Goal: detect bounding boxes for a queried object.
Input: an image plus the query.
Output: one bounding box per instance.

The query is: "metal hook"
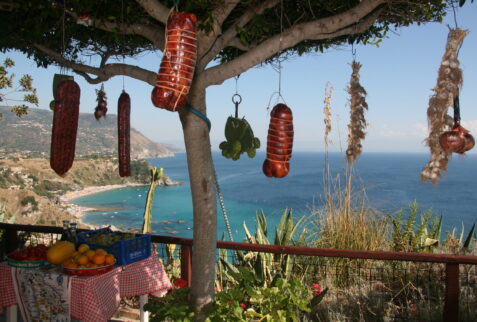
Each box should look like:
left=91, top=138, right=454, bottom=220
left=232, top=94, right=242, bottom=118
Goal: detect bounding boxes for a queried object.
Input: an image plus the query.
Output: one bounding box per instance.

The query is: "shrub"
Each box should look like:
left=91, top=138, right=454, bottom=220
left=145, top=271, right=327, bottom=322
left=20, top=196, right=38, bottom=212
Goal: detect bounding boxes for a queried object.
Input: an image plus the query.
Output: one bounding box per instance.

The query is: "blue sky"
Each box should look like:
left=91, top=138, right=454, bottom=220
left=2, top=4, right=477, bottom=153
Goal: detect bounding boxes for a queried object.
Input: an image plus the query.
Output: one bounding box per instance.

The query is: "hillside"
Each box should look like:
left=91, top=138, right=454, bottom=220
left=0, top=157, right=179, bottom=227
left=0, top=106, right=180, bottom=158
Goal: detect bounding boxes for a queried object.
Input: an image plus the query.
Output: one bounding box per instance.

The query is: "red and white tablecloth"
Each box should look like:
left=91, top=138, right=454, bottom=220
left=0, top=256, right=172, bottom=322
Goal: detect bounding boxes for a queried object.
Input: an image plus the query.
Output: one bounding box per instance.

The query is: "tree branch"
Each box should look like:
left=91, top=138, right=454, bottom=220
left=135, top=0, right=171, bottom=24
left=211, top=0, right=241, bottom=28
left=198, top=0, right=279, bottom=68
left=34, top=44, right=157, bottom=86
left=200, top=0, right=386, bottom=86
left=68, top=10, right=165, bottom=49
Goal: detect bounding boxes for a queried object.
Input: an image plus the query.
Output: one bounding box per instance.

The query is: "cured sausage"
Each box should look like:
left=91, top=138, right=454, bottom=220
left=50, top=80, right=80, bottom=176
left=263, top=104, right=294, bottom=178
left=118, top=91, right=131, bottom=177
left=151, top=12, right=197, bottom=111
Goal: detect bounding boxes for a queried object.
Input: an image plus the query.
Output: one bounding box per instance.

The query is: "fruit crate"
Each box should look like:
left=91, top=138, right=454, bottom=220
left=7, top=257, right=48, bottom=269
left=77, top=228, right=151, bottom=265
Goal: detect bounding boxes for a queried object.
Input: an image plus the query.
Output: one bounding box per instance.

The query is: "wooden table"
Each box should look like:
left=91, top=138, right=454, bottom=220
left=0, top=256, right=172, bottom=322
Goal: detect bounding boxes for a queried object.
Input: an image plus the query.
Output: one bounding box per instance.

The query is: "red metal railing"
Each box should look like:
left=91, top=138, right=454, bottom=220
left=2, top=223, right=477, bottom=320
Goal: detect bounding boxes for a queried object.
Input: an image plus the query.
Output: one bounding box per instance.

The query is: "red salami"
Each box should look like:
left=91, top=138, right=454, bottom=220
left=50, top=80, right=80, bottom=176
left=118, top=91, right=131, bottom=177
left=151, top=12, right=197, bottom=111
left=263, top=104, right=294, bottom=178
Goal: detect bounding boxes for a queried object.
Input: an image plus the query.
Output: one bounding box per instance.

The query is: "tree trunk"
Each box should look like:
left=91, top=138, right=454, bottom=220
left=179, top=84, right=216, bottom=320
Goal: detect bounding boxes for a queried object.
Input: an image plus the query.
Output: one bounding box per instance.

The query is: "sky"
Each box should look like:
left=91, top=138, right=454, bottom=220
left=1, top=3, right=477, bottom=153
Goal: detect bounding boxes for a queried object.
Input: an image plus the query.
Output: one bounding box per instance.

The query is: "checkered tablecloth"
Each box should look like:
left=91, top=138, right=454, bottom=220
left=0, top=256, right=172, bottom=322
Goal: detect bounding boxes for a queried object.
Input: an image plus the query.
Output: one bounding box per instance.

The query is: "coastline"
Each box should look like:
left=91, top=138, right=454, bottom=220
left=60, top=183, right=145, bottom=203
left=60, top=183, right=145, bottom=230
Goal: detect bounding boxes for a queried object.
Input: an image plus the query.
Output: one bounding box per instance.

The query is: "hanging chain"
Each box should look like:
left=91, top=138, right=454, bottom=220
left=451, top=0, right=459, bottom=29
left=212, top=157, right=234, bottom=242
left=121, top=0, right=126, bottom=89
left=278, top=0, right=284, bottom=97
left=234, top=75, right=240, bottom=94
left=61, top=0, right=66, bottom=75
left=267, top=0, right=285, bottom=110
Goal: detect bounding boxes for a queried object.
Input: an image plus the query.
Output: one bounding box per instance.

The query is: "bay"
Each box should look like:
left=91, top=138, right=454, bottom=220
left=74, top=152, right=477, bottom=240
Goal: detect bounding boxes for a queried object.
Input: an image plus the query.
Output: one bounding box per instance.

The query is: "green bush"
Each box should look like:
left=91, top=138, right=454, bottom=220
left=145, top=271, right=327, bottom=322
left=130, top=160, right=152, bottom=183
left=20, top=196, right=38, bottom=212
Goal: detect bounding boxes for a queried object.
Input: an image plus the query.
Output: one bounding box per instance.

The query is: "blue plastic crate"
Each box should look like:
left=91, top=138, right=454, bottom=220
left=77, top=228, right=151, bottom=265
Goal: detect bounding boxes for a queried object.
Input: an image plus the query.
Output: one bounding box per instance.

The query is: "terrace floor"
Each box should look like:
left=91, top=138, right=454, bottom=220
left=0, top=306, right=141, bottom=322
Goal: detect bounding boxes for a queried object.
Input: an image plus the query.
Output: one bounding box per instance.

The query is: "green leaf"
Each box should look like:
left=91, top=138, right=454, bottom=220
left=463, top=223, right=475, bottom=250
left=311, top=287, right=328, bottom=308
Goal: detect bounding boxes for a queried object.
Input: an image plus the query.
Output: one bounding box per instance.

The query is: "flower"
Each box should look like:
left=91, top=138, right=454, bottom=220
left=312, top=283, right=322, bottom=296
left=173, top=278, right=188, bottom=288
left=239, top=303, right=247, bottom=309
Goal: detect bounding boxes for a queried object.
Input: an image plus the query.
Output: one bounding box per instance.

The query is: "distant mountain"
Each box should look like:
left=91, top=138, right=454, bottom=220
left=0, top=106, right=180, bottom=158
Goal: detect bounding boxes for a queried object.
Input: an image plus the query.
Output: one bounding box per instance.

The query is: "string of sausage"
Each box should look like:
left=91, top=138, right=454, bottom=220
left=151, top=12, right=197, bottom=111
left=263, top=104, right=294, bottom=178
left=118, top=91, right=131, bottom=177
left=50, top=80, right=80, bottom=176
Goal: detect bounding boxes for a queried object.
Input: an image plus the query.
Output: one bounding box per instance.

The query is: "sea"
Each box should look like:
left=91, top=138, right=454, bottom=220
left=73, top=152, right=477, bottom=241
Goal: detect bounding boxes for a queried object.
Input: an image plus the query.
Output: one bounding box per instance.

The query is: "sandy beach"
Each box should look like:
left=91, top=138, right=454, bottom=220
left=59, top=183, right=145, bottom=230
left=60, top=183, right=145, bottom=202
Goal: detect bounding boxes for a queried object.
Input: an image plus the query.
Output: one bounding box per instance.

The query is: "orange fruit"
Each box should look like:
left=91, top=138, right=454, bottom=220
left=95, top=249, right=107, bottom=256
left=104, top=254, right=115, bottom=265
left=85, top=250, right=96, bottom=260
left=92, top=254, right=106, bottom=265
left=78, top=244, right=90, bottom=254
left=77, top=255, right=89, bottom=265
left=68, top=262, right=78, bottom=269
left=62, top=259, right=77, bottom=268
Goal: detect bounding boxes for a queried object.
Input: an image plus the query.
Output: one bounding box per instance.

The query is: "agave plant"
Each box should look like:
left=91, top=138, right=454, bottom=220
left=388, top=201, right=442, bottom=252
left=444, top=223, right=476, bottom=254
left=217, top=208, right=306, bottom=289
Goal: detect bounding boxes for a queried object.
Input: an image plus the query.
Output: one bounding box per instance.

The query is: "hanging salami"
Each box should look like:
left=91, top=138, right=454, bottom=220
left=263, top=104, right=294, bottom=178
left=50, top=80, right=80, bottom=176
left=117, top=91, right=131, bottom=177
left=151, top=12, right=197, bottom=111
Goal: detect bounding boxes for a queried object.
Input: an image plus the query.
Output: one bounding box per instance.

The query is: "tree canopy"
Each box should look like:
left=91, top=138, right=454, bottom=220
left=0, top=0, right=458, bottom=88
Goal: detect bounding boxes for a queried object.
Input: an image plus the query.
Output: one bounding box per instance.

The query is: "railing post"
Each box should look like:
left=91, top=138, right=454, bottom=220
left=181, top=244, right=192, bottom=286
left=443, top=263, right=459, bottom=321
left=5, top=228, right=19, bottom=253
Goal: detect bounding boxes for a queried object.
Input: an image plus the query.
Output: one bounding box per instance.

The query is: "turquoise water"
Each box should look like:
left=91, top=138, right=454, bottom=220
left=73, top=152, right=477, bottom=240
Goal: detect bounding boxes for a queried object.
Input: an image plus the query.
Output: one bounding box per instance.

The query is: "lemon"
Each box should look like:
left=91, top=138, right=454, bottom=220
left=78, top=244, right=90, bottom=254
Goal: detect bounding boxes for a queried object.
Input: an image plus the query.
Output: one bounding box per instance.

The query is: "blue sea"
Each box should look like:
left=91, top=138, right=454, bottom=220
left=73, top=152, right=477, bottom=240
